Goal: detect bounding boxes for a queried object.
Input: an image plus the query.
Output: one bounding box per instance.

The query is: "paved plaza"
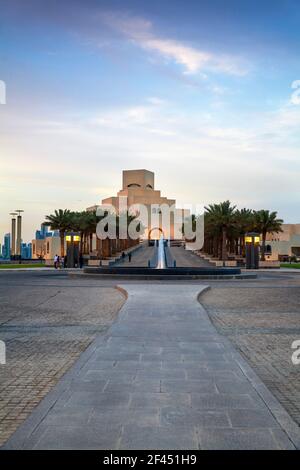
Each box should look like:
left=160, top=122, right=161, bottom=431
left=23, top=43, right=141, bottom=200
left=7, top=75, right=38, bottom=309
left=0, top=273, right=125, bottom=446
left=1, top=251, right=300, bottom=449
left=2, top=278, right=300, bottom=449
left=201, top=285, right=300, bottom=426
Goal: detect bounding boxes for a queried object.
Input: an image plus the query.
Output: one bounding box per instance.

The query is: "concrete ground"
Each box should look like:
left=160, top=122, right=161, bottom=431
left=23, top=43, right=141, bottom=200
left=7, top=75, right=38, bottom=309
left=169, top=246, right=212, bottom=267
left=0, top=273, right=125, bottom=446
left=201, top=285, right=300, bottom=426
left=3, top=283, right=299, bottom=450
left=1, top=259, right=300, bottom=449
left=115, top=245, right=155, bottom=267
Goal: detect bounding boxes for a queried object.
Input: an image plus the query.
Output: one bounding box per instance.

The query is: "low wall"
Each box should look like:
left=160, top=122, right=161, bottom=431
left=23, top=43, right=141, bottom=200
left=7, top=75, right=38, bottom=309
left=259, top=260, right=280, bottom=269
left=0, top=259, right=45, bottom=265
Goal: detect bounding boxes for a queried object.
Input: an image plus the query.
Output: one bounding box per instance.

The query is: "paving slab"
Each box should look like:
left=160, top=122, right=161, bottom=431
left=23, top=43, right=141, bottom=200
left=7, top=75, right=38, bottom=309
left=3, top=284, right=300, bottom=450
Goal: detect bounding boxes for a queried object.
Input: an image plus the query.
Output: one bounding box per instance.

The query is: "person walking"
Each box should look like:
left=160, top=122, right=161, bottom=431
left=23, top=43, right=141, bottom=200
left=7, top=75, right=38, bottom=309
left=128, top=252, right=132, bottom=263
left=54, top=254, right=58, bottom=269
left=79, top=254, right=83, bottom=269
left=121, top=251, right=126, bottom=262
left=64, top=255, right=67, bottom=268
left=60, top=256, right=64, bottom=269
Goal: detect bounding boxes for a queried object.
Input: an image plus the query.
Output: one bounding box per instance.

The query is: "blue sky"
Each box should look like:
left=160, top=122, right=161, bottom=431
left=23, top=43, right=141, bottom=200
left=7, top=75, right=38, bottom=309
left=0, top=0, right=300, bottom=242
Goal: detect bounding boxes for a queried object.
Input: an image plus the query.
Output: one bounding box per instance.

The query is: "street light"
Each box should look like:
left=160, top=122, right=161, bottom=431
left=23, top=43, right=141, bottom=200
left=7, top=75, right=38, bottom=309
left=65, top=232, right=81, bottom=268
left=245, top=232, right=260, bottom=269
left=15, top=210, right=24, bottom=260
left=9, top=212, right=18, bottom=258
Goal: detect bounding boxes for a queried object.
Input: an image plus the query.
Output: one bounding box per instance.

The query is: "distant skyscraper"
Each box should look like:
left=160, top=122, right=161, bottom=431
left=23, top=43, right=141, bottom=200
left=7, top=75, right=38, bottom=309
left=35, top=224, right=53, bottom=239
left=3, top=233, right=10, bottom=259
left=20, top=242, right=33, bottom=259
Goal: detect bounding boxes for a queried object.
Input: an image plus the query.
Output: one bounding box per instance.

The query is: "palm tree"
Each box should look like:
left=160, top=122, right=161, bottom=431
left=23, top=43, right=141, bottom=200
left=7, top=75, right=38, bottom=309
left=234, top=209, right=255, bottom=256
left=203, top=208, right=222, bottom=258
left=69, top=211, right=91, bottom=255
left=205, top=201, right=236, bottom=260
left=253, top=210, right=283, bottom=261
left=86, top=210, right=100, bottom=254
left=44, top=209, right=72, bottom=257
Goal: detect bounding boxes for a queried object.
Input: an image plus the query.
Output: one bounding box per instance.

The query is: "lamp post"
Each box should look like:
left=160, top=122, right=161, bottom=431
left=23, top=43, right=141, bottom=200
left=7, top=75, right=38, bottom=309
left=15, top=210, right=24, bottom=260
left=65, top=232, right=81, bottom=268
left=245, top=232, right=260, bottom=269
left=9, top=212, right=17, bottom=259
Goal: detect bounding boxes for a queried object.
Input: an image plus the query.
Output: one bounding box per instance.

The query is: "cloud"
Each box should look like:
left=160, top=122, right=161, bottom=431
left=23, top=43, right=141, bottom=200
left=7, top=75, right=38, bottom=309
left=140, top=38, right=211, bottom=74
left=290, top=80, right=300, bottom=105
left=101, top=12, right=248, bottom=76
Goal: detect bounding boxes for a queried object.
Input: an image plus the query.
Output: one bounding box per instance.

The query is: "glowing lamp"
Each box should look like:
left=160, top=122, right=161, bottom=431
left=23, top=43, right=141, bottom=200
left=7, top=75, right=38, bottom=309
left=245, top=233, right=260, bottom=245
left=244, top=232, right=260, bottom=269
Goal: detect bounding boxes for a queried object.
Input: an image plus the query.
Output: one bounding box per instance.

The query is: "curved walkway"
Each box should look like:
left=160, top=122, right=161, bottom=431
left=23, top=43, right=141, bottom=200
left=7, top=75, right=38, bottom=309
left=4, top=285, right=300, bottom=449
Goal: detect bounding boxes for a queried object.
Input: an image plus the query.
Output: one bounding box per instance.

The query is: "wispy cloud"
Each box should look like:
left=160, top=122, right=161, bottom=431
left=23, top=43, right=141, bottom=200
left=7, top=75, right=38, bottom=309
left=101, top=12, right=249, bottom=76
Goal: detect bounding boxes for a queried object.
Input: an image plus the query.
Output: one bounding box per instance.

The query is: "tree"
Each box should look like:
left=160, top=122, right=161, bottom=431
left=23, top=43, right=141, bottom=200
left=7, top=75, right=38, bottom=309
left=234, top=209, right=255, bottom=256
left=69, top=211, right=91, bottom=255
left=253, top=210, right=283, bottom=261
left=205, top=201, right=236, bottom=260
left=44, top=209, right=72, bottom=257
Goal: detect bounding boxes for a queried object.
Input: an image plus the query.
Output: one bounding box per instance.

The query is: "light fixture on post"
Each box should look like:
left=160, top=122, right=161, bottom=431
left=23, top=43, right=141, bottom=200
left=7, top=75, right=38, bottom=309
left=15, top=210, right=24, bottom=260
left=9, top=212, right=18, bottom=259
left=245, top=232, right=260, bottom=269
left=65, top=232, right=81, bottom=268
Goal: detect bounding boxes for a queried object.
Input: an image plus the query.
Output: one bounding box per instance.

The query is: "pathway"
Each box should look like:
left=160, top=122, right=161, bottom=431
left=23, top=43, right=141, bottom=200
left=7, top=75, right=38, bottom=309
left=115, top=245, right=155, bottom=267
left=118, top=244, right=211, bottom=268
left=169, top=246, right=212, bottom=267
left=4, top=285, right=300, bottom=449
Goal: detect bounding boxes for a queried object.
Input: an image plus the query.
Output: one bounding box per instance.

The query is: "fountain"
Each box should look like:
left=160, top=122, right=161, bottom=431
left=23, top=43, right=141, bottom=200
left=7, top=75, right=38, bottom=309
left=82, top=238, right=254, bottom=279
left=156, top=236, right=166, bottom=269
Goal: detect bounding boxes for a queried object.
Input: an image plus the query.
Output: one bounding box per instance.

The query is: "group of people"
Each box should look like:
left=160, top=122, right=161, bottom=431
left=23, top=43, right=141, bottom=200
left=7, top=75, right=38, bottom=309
left=121, top=251, right=132, bottom=262
left=53, top=254, right=84, bottom=269
left=53, top=255, right=67, bottom=269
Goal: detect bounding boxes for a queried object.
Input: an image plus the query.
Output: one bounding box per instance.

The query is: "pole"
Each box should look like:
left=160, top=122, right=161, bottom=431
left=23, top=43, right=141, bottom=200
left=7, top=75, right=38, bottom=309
left=16, top=216, right=21, bottom=256
left=11, top=218, right=16, bottom=256
left=15, top=210, right=24, bottom=259
left=9, top=213, right=17, bottom=257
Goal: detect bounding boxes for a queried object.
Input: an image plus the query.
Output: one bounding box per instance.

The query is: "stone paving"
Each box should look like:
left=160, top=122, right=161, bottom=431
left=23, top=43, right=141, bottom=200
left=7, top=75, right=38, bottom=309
left=4, top=284, right=300, bottom=450
left=169, top=246, right=212, bottom=267
left=0, top=279, right=124, bottom=446
left=201, top=286, right=300, bottom=427
left=118, top=244, right=211, bottom=268
left=116, top=245, right=155, bottom=267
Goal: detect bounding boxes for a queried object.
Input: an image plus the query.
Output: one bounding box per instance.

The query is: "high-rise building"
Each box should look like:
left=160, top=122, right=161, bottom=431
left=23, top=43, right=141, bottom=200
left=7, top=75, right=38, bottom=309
left=21, top=242, right=32, bottom=259
left=2, top=233, right=11, bottom=259
left=35, top=224, right=53, bottom=240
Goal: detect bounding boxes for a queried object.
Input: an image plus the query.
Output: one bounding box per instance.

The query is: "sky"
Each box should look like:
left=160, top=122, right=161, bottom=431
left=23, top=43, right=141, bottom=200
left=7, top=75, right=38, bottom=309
left=0, top=0, right=300, bottom=243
